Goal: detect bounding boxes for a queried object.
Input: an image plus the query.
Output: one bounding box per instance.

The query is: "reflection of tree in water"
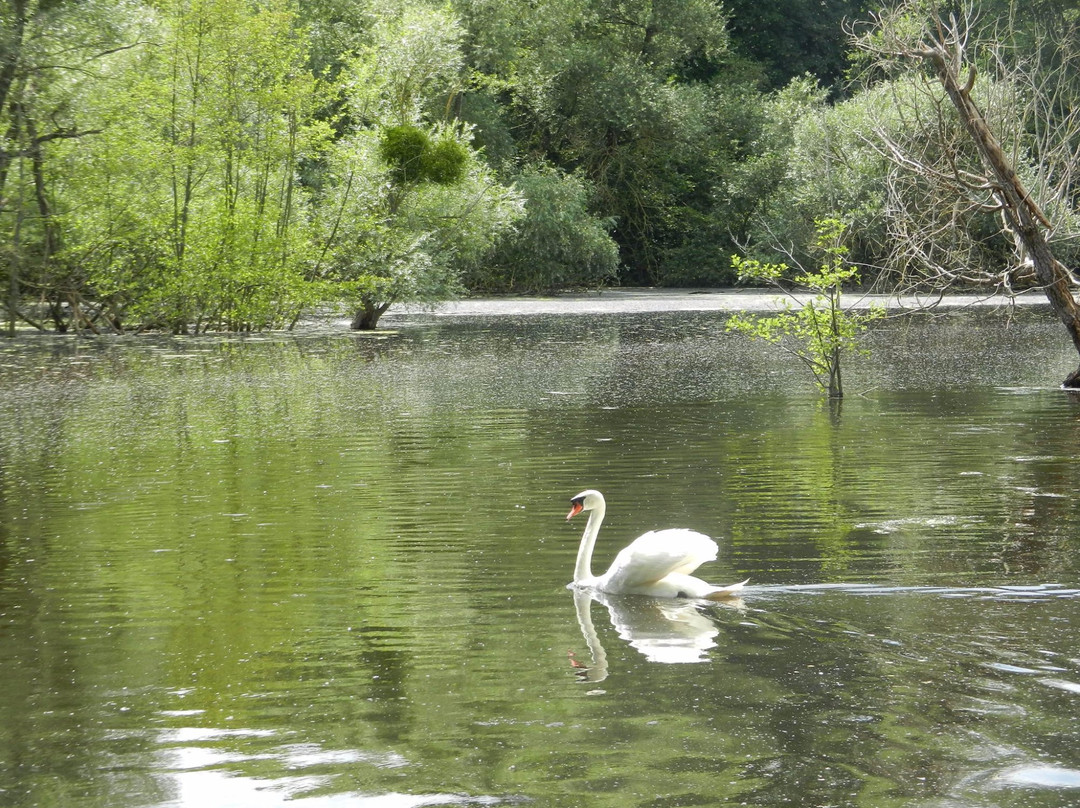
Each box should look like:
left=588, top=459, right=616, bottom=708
left=994, top=394, right=1080, bottom=578
left=350, top=625, right=412, bottom=745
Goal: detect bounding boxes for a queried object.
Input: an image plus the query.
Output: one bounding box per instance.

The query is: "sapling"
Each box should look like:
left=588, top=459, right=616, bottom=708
left=726, top=218, right=884, bottom=398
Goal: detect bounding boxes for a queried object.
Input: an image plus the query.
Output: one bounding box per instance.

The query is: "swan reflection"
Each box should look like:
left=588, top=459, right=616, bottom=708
left=571, top=588, right=743, bottom=681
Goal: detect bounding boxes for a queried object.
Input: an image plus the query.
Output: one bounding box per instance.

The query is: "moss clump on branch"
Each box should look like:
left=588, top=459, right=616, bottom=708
left=379, top=125, right=468, bottom=186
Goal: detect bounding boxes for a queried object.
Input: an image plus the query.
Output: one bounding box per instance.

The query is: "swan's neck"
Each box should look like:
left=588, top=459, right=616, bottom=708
left=574, top=500, right=605, bottom=583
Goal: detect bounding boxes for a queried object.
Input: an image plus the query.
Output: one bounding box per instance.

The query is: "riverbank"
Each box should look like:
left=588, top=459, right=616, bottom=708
left=3, top=287, right=1053, bottom=337
left=386, top=287, right=1052, bottom=320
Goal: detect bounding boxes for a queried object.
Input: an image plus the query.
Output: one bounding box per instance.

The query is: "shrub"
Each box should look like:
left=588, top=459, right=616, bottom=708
left=469, top=165, right=619, bottom=292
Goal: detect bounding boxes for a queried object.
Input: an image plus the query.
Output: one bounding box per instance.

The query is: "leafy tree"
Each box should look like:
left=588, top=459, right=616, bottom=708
left=708, top=78, right=826, bottom=274
left=42, top=0, right=331, bottom=332
left=1, top=0, right=147, bottom=332
left=469, top=164, right=619, bottom=293
left=727, top=218, right=884, bottom=398
left=313, top=127, right=521, bottom=329
left=316, top=3, right=522, bottom=330
left=723, top=0, right=875, bottom=92
left=739, top=76, right=892, bottom=276
left=295, top=0, right=376, bottom=78
left=458, top=0, right=738, bottom=284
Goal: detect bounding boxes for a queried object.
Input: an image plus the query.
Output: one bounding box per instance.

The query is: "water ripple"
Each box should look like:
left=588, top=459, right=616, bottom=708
left=745, top=582, right=1080, bottom=601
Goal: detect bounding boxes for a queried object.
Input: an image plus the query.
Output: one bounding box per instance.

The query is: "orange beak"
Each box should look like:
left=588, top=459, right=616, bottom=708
left=566, top=501, right=584, bottom=521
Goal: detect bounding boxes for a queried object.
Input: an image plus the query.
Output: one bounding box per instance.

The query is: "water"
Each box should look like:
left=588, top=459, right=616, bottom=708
left=2, top=305, right=1080, bottom=807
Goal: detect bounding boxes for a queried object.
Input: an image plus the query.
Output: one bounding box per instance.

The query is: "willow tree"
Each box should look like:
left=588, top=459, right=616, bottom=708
left=1, top=0, right=145, bottom=333
left=314, top=4, right=521, bottom=330
left=850, top=1, right=1080, bottom=387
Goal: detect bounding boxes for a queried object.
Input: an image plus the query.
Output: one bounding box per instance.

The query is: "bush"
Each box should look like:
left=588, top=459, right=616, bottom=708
left=468, top=165, right=619, bottom=293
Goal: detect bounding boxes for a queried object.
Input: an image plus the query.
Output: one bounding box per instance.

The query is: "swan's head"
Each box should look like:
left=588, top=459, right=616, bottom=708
left=567, top=489, right=604, bottom=521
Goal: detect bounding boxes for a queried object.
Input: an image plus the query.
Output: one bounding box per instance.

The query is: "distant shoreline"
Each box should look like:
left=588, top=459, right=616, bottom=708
left=387, top=287, right=1052, bottom=320
left=4, top=287, right=1054, bottom=337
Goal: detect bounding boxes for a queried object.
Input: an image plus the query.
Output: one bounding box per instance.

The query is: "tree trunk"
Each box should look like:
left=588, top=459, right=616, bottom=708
left=924, top=47, right=1080, bottom=387
left=351, top=300, right=391, bottom=330
left=827, top=346, right=843, bottom=399
left=0, top=0, right=29, bottom=212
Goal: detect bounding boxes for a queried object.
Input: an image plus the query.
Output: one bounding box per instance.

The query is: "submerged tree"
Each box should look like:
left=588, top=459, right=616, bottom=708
left=0, top=0, right=147, bottom=332
left=13, top=0, right=331, bottom=333
left=727, top=218, right=884, bottom=398
left=314, top=124, right=520, bottom=330
left=850, top=1, right=1080, bottom=387
left=316, top=4, right=521, bottom=330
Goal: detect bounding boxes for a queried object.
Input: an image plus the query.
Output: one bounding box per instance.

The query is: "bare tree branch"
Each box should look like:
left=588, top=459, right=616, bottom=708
left=849, top=0, right=1080, bottom=385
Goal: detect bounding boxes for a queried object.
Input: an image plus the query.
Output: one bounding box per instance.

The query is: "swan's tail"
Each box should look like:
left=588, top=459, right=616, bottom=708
left=705, top=579, right=749, bottom=601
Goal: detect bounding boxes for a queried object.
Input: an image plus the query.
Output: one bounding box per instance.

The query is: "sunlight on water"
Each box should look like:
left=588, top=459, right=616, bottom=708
left=2, top=308, right=1080, bottom=807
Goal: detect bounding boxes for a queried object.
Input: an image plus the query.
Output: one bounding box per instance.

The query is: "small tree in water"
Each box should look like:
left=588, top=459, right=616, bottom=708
left=726, top=218, right=884, bottom=398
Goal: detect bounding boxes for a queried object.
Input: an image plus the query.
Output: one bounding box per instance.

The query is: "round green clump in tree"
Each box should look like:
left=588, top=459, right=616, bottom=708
left=379, top=125, right=430, bottom=183
left=378, top=126, right=468, bottom=186
left=422, top=137, right=469, bottom=185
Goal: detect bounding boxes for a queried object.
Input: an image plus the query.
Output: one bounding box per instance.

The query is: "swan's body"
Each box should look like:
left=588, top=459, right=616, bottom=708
left=566, top=489, right=746, bottom=600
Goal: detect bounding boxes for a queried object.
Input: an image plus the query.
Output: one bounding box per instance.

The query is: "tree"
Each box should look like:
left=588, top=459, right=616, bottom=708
left=747, top=77, right=894, bottom=274
left=1, top=0, right=145, bottom=332
left=850, top=1, right=1080, bottom=387
left=457, top=0, right=739, bottom=284
left=723, top=0, right=875, bottom=93
left=469, top=164, right=619, bottom=293
left=316, top=4, right=522, bottom=330
left=314, top=125, right=521, bottom=330
left=6, top=0, right=330, bottom=333
left=726, top=218, right=884, bottom=398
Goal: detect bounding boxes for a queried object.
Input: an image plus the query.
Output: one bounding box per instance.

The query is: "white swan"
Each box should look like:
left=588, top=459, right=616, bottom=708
left=566, top=489, right=747, bottom=600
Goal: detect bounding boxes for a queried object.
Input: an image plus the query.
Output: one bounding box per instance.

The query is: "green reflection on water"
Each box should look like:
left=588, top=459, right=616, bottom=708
left=1, top=310, right=1080, bottom=807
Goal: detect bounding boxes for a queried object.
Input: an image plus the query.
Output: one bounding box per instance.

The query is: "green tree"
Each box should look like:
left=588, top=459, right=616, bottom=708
left=738, top=76, right=892, bottom=276
left=727, top=218, right=884, bottom=398
left=316, top=3, right=521, bottom=330
left=1, top=0, right=146, bottom=333
left=458, top=0, right=738, bottom=285
left=55, top=0, right=330, bottom=332
left=470, top=164, right=618, bottom=293
left=314, top=124, right=521, bottom=329
left=723, top=0, right=875, bottom=92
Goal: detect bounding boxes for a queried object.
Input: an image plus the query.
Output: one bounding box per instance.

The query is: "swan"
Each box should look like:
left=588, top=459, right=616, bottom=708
left=566, top=489, right=747, bottom=600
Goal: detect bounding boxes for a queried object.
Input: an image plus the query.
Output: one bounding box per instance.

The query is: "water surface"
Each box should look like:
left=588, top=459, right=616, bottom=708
left=2, top=306, right=1080, bottom=807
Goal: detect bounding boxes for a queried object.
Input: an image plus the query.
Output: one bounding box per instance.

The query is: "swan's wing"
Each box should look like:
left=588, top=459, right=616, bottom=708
left=601, top=529, right=718, bottom=591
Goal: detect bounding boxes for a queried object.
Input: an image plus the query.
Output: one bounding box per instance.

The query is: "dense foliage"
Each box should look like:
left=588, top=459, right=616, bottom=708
left=2, top=0, right=1079, bottom=331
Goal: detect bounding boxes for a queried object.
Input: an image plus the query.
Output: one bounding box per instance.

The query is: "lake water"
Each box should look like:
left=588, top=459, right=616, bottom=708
left=2, top=303, right=1080, bottom=808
